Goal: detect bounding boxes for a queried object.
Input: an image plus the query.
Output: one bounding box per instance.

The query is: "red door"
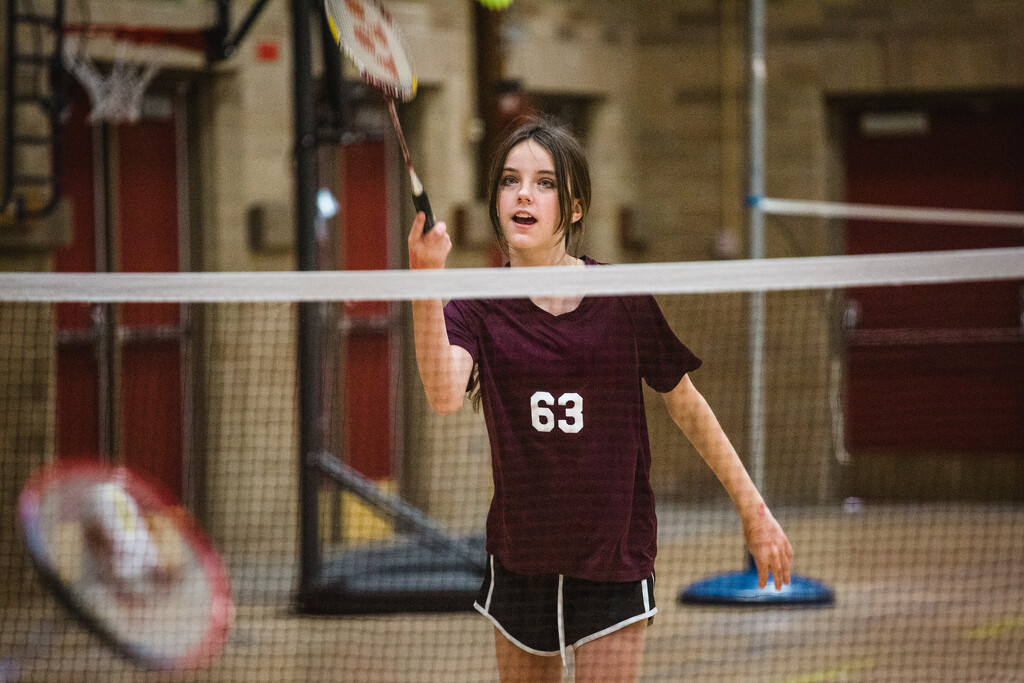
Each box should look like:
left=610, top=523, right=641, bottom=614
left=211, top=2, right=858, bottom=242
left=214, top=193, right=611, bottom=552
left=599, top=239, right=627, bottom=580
left=336, top=140, right=395, bottom=481
left=55, top=85, right=188, bottom=500
left=115, top=110, right=185, bottom=498
left=843, top=100, right=1024, bottom=455
left=55, top=91, right=102, bottom=458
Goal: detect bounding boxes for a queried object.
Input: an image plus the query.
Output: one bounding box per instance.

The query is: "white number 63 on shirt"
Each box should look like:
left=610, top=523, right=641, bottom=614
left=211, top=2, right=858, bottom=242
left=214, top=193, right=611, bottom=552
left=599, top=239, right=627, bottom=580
left=530, top=391, right=583, bottom=434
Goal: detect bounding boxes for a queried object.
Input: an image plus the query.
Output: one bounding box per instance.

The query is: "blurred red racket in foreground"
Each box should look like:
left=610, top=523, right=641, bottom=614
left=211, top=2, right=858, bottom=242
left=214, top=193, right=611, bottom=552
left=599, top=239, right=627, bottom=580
left=17, top=459, right=233, bottom=671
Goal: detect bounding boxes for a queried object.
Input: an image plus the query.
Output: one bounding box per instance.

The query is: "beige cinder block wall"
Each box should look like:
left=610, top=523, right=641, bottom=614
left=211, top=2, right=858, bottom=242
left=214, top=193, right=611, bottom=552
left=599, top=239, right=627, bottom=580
left=193, top=0, right=300, bottom=569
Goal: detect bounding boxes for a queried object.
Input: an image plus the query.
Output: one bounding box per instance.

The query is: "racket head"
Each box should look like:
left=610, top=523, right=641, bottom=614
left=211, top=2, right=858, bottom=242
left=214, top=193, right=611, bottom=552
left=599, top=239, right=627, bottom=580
left=18, top=458, right=233, bottom=670
left=323, top=0, right=417, bottom=101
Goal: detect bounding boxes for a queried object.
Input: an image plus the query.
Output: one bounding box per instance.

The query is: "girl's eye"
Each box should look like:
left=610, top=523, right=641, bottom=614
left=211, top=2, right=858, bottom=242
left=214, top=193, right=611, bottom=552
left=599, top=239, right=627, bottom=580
left=538, top=178, right=555, bottom=189
left=500, top=175, right=518, bottom=186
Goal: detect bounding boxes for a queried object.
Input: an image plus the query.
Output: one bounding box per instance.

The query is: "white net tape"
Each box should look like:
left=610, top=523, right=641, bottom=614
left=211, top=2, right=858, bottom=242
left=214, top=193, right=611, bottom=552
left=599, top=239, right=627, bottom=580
left=754, top=197, right=1024, bottom=228
left=62, top=36, right=161, bottom=124
left=1, top=247, right=1022, bottom=302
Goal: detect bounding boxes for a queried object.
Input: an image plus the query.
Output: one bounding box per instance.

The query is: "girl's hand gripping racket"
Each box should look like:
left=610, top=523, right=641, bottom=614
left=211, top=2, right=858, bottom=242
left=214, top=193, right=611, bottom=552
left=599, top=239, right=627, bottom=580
left=18, top=459, right=233, bottom=670
left=324, top=0, right=436, bottom=231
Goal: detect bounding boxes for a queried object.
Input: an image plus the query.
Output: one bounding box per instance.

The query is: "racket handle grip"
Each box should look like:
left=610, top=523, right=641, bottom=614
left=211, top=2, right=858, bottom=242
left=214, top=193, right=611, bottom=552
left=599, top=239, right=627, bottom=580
left=413, top=189, right=436, bottom=233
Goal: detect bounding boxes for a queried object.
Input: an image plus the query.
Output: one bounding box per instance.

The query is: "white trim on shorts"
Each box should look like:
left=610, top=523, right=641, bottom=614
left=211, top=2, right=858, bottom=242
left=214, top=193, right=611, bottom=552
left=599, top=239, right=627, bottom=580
left=474, top=602, right=561, bottom=657
left=474, top=556, right=560, bottom=658
left=571, top=577, right=657, bottom=650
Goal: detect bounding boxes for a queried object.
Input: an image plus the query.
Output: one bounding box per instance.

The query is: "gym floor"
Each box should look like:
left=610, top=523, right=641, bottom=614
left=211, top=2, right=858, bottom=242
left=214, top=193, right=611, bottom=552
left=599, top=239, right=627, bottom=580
left=4, top=504, right=1022, bottom=682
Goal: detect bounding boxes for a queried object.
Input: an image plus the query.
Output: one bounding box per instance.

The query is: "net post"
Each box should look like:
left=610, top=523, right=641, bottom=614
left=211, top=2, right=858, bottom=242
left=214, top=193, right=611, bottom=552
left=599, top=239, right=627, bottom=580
left=747, top=0, right=767, bottom=494
left=678, top=0, right=834, bottom=608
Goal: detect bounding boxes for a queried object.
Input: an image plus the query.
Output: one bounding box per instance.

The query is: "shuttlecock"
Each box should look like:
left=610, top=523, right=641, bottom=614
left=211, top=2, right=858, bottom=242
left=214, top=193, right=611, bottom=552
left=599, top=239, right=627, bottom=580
left=477, top=0, right=513, bottom=9
left=85, top=482, right=159, bottom=582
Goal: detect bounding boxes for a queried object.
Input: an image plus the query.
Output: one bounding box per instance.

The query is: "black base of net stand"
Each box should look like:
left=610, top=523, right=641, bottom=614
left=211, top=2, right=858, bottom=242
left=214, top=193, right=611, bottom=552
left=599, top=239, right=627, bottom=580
left=297, top=452, right=486, bottom=616
left=678, top=554, right=834, bottom=606
left=299, top=538, right=486, bottom=616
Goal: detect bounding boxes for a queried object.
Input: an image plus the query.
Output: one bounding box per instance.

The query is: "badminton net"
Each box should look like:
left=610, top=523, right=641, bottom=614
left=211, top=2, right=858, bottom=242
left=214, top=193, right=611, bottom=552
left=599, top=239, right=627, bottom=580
left=1, top=247, right=1022, bottom=681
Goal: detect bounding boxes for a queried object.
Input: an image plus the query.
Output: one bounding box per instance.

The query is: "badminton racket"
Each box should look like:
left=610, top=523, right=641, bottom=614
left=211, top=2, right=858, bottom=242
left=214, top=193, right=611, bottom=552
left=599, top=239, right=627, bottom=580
left=17, top=458, right=233, bottom=671
left=323, top=0, right=436, bottom=231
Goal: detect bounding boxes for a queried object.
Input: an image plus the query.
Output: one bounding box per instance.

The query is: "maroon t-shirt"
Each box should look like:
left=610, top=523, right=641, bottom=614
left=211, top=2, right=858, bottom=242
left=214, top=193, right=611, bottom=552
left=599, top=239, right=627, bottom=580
left=444, top=258, right=702, bottom=582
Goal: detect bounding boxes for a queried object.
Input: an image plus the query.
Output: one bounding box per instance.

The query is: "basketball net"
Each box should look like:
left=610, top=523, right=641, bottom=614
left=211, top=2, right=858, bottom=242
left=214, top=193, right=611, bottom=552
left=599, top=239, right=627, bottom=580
left=62, top=35, right=161, bottom=124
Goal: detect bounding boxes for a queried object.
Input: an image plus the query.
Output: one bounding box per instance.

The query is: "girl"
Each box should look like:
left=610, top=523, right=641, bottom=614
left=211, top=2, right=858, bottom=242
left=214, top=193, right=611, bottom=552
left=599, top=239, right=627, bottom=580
left=408, top=118, right=792, bottom=683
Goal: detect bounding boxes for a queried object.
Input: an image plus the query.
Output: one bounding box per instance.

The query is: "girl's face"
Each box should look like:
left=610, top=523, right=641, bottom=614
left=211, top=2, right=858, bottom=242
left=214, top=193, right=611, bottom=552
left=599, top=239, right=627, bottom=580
left=497, top=139, right=581, bottom=261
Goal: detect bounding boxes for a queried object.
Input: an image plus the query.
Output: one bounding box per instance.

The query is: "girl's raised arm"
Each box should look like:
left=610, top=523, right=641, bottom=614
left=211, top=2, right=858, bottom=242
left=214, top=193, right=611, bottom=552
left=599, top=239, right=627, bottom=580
left=408, top=212, right=475, bottom=415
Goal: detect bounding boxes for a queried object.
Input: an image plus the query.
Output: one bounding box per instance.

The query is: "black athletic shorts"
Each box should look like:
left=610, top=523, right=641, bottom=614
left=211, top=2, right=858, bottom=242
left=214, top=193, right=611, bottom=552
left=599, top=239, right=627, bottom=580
left=474, top=555, right=656, bottom=661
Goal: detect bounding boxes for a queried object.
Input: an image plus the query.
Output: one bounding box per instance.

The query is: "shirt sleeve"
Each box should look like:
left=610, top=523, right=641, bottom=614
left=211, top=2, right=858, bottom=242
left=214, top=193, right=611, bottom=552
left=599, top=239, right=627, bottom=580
left=629, top=295, right=702, bottom=393
left=443, top=298, right=480, bottom=362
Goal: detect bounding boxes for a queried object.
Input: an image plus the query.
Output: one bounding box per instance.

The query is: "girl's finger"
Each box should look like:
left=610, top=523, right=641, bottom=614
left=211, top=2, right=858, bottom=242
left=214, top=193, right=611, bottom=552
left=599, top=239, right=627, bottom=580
left=408, top=211, right=426, bottom=247
left=757, top=553, right=770, bottom=589
left=772, top=548, right=784, bottom=590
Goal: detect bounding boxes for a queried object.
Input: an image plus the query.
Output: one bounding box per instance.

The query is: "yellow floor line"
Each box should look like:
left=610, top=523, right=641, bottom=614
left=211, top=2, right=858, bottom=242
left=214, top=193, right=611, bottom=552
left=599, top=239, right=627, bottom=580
left=966, top=614, right=1024, bottom=640
left=777, top=657, right=877, bottom=683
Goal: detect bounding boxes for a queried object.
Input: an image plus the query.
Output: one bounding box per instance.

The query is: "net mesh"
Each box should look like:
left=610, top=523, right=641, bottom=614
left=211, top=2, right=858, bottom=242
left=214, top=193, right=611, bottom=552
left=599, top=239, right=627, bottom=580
left=1, top=252, right=1023, bottom=681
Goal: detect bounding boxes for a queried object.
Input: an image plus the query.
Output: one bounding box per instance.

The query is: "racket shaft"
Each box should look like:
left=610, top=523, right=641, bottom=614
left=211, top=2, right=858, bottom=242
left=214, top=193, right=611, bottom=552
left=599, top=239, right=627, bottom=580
left=388, top=101, right=436, bottom=233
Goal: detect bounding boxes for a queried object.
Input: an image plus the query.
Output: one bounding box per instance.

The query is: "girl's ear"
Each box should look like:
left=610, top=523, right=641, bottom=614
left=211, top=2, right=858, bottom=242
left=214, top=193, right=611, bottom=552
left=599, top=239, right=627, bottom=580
left=572, top=198, right=583, bottom=224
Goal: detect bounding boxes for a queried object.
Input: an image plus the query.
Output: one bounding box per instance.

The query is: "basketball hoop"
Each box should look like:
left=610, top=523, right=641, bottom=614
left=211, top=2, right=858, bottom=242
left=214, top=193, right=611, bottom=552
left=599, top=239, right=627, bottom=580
left=62, top=34, right=161, bottom=124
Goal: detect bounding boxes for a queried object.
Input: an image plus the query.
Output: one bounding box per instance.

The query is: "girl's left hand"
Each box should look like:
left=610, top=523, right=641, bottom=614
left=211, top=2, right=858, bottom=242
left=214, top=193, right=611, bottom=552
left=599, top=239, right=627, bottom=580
left=742, top=504, right=794, bottom=590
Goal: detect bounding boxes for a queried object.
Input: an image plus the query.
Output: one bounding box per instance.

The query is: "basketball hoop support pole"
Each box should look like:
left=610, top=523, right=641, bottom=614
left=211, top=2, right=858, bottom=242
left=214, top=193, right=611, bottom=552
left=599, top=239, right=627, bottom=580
left=207, top=0, right=272, bottom=61
left=292, top=0, right=323, bottom=598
